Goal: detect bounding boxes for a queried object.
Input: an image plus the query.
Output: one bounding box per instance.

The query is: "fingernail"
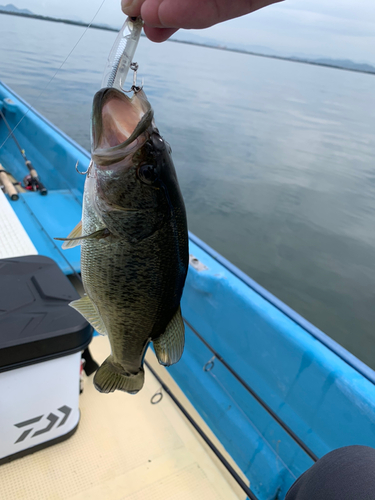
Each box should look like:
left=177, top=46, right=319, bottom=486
left=121, top=0, right=134, bottom=13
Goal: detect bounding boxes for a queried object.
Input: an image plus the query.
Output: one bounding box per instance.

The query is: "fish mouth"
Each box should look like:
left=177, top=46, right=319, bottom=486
left=91, top=87, right=153, bottom=166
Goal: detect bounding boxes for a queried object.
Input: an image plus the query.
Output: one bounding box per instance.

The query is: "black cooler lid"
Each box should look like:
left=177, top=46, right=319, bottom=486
left=0, top=255, right=93, bottom=371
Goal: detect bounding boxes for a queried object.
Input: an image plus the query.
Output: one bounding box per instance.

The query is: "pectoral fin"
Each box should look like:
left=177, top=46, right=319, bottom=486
left=69, top=295, right=107, bottom=336
left=153, top=307, right=185, bottom=366
left=53, top=220, right=82, bottom=249
left=55, top=226, right=110, bottom=249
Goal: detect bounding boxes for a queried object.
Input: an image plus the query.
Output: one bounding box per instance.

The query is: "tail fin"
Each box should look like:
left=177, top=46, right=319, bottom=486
left=93, top=356, right=144, bottom=394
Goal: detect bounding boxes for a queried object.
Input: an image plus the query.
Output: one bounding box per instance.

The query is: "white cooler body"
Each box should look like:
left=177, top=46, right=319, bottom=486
left=0, top=351, right=81, bottom=462
left=0, top=255, right=92, bottom=464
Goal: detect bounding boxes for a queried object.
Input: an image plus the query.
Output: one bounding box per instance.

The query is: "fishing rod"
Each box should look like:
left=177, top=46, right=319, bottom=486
left=0, top=108, right=47, bottom=195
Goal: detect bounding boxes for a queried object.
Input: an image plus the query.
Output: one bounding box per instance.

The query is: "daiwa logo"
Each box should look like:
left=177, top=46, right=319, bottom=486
left=14, top=406, right=71, bottom=443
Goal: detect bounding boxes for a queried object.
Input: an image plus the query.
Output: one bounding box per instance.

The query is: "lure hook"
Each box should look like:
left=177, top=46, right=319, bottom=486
left=75, top=161, right=88, bottom=175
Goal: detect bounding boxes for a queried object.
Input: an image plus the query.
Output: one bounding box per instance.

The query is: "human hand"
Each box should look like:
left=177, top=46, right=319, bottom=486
left=121, top=0, right=283, bottom=42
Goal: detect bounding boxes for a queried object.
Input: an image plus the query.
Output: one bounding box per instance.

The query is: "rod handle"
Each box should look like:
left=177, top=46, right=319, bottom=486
left=37, top=179, right=47, bottom=195
left=0, top=164, right=19, bottom=201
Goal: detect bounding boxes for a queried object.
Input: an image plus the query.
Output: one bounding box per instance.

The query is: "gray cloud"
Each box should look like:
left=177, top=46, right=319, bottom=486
left=12, top=0, right=375, bottom=64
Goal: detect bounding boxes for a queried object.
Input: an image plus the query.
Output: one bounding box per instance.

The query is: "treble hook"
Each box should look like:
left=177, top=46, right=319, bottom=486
left=129, top=62, right=143, bottom=93
left=75, top=161, right=88, bottom=175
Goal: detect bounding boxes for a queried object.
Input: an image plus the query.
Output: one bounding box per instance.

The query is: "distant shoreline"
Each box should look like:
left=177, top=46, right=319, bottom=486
left=1, top=9, right=374, bottom=76
left=0, top=8, right=117, bottom=32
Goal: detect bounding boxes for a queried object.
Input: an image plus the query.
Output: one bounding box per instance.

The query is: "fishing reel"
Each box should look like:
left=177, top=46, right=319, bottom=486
left=23, top=174, right=38, bottom=191
left=23, top=174, right=47, bottom=195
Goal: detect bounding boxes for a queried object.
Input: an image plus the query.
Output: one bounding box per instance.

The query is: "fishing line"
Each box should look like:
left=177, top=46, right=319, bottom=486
left=0, top=0, right=107, bottom=152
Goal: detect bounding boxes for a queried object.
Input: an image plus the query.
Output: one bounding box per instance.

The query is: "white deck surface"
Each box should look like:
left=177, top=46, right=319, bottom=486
left=0, top=336, right=246, bottom=500
left=0, top=190, right=38, bottom=258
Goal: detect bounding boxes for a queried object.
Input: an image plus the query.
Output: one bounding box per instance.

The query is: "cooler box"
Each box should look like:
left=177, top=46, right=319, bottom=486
left=0, top=255, right=92, bottom=464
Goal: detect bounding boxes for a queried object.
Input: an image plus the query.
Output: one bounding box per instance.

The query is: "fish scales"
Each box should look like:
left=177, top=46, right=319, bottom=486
left=81, top=192, right=187, bottom=366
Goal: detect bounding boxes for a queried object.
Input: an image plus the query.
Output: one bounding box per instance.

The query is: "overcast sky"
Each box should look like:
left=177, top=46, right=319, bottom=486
left=15, top=0, right=375, bottom=64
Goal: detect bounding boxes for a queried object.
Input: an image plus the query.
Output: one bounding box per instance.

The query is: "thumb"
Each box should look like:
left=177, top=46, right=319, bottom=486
left=121, top=0, right=146, bottom=18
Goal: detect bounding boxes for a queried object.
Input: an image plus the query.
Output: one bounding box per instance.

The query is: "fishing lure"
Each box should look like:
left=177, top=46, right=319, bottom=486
left=101, top=16, right=143, bottom=91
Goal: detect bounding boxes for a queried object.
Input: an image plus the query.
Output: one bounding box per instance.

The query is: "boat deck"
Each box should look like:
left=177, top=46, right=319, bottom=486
left=0, top=336, right=245, bottom=500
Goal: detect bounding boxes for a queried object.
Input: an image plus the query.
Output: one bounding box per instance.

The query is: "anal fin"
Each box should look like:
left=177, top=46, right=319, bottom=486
left=69, top=295, right=107, bottom=335
left=153, top=307, right=185, bottom=366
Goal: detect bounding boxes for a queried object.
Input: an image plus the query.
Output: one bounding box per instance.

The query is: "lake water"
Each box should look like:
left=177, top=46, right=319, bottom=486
left=1, top=15, right=375, bottom=369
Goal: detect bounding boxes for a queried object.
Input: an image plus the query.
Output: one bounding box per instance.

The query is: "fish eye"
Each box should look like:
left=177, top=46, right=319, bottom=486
left=137, top=164, right=158, bottom=184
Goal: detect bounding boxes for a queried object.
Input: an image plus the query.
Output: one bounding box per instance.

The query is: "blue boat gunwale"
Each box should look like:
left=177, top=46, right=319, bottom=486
left=189, top=231, right=375, bottom=386
left=1, top=80, right=374, bottom=386
left=3, top=77, right=375, bottom=500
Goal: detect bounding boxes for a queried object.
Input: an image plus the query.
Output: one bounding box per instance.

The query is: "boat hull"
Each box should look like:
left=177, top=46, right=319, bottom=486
left=1, top=80, right=375, bottom=500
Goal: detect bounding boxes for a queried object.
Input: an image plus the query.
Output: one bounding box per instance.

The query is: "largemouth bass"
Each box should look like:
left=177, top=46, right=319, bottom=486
left=60, top=87, right=188, bottom=394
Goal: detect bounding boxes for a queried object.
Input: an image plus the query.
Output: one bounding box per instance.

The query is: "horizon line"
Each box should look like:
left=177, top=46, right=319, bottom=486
left=1, top=9, right=374, bottom=76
